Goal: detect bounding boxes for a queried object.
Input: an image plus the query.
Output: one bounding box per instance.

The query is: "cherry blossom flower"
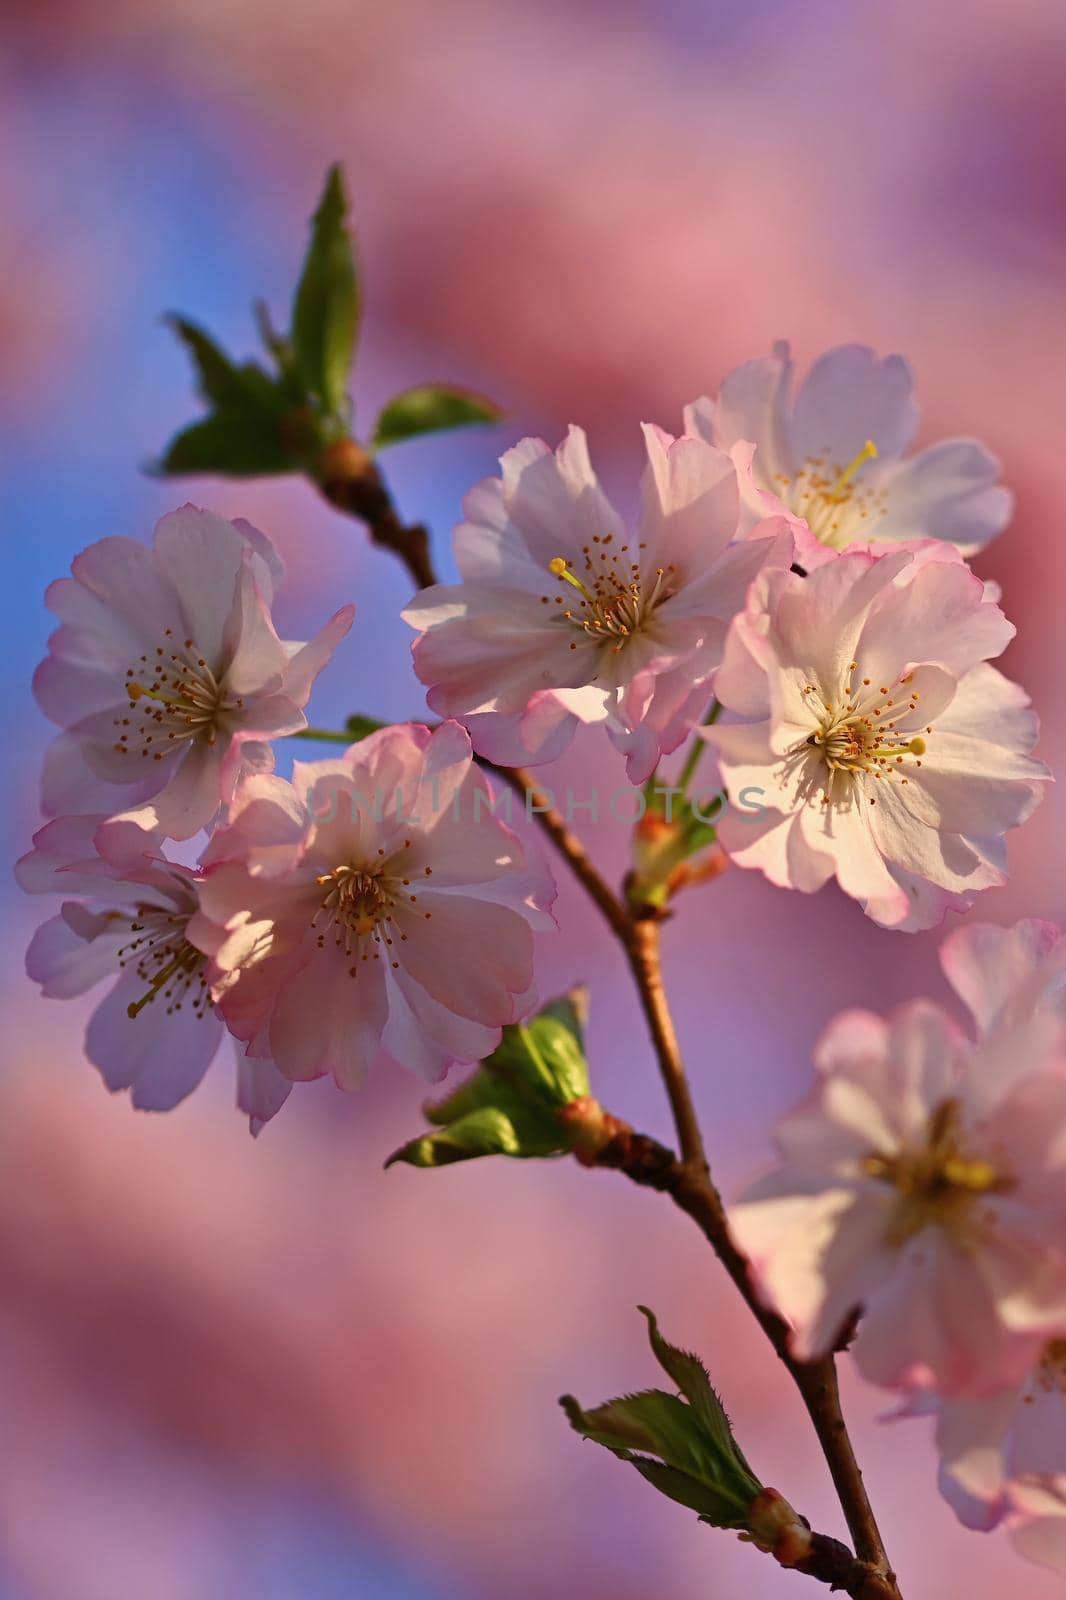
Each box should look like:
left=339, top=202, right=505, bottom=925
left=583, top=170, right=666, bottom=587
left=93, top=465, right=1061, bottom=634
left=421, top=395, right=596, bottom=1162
left=891, top=1338, right=1066, bottom=1578
left=17, top=814, right=229, bottom=1111
left=686, top=342, right=1012, bottom=567
left=402, top=424, right=792, bottom=782
left=730, top=990, right=1066, bottom=1396
left=704, top=546, right=1047, bottom=930
left=35, top=505, right=354, bottom=840
left=193, top=720, right=555, bottom=1088
left=940, top=917, right=1066, bottom=1039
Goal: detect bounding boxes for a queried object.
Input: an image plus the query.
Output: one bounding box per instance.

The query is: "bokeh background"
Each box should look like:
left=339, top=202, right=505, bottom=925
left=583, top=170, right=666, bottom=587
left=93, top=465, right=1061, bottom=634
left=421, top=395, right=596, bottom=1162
left=3, top=2, right=1066, bottom=1595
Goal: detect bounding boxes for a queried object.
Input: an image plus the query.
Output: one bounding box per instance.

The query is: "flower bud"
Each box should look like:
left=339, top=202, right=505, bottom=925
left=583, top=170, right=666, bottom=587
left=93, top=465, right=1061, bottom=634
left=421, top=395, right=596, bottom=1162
left=317, top=436, right=373, bottom=485
left=745, top=1487, right=813, bottom=1566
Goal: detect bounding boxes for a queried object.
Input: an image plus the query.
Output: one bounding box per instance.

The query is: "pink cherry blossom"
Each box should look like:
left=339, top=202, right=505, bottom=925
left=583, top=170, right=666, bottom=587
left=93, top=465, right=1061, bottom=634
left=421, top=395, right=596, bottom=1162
left=687, top=342, right=1012, bottom=567
left=193, top=720, right=555, bottom=1089
left=730, top=990, right=1066, bottom=1395
left=35, top=505, right=353, bottom=840
left=402, top=423, right=792, bottom=783
left=18, top=814, right=293, bottom=1130
left=897, top=1341, right=1066, bottom=1578
left=940, top=917, right=1066, bottom=1039
left=18, top=815, right=227, bottom=1111
left=704, top=546, right=1047, bottom=930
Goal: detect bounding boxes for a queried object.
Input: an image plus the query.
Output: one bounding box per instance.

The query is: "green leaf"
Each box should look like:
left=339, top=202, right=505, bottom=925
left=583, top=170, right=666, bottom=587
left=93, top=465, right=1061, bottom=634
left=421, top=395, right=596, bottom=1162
left=559, top=1309, right=765, bottom=1531
left=344, top=713, right=386, bottom=741
left=165, top=313, right=284, bottom=408
left=628, top=1458, right=748, bottom=1522
left=291, top=163, right=359, bottom=420
left=638, top=1306, right=757, bottom=1479
left=386, top=1097, right=563, bottom=1169
left=560, top=1390, right=753, bottom=1525
left=158, top=313, right=302, bottom=479
left=372, top=384, right=503, bottom=449
left=386, top=990, right=593, bottom=1169
left=153, top=410, right=294, bottom=478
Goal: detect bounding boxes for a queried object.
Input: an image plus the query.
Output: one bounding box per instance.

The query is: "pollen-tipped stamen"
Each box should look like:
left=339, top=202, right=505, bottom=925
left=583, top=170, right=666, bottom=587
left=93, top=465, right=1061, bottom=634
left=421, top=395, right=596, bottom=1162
left=824, top=438, right=878, bottom=503
left=548, top=556, right=594, bottom=604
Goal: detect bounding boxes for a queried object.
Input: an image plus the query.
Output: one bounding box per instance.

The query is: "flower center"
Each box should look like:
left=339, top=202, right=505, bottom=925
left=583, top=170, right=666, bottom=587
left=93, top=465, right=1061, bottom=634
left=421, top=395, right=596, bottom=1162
left=543, top=538, right=675, bottom=655
left=772, top=439, right=885, bottom=548
left=112, top=629, right=244, bottom=762
left=794, top=661, right=932, bottom=809
left=862, top=1097, right=1012, bottom=1247
left=117, top=903, right=212, bottom=1020
left=313, top=843, right=432, bottom=975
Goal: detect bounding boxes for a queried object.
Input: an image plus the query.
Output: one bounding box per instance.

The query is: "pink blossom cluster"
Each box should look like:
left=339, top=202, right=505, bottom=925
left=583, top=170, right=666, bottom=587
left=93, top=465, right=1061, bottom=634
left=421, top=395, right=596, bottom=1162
left=406, top=342, right=1045, bottom=930
left=20, top=345, right=1065, bottom=1573
left=20, top=505, right=551, bottom=1126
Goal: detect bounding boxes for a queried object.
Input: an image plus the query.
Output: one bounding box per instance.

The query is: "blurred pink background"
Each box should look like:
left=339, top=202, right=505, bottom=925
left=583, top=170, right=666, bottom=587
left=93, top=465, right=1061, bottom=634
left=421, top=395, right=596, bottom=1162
left=4, top=2, right=1066, bottom=1595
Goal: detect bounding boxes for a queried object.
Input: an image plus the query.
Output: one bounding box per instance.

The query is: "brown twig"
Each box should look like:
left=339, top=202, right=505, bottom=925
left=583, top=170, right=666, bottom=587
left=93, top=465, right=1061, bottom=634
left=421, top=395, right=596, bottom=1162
left=595, top=1126, right=899, bottom=1598
left=491, top=765, right=633, bottom=941
left=317, top=453, right=900, bottom=1598
left=317, top=448, right=436, bottom=590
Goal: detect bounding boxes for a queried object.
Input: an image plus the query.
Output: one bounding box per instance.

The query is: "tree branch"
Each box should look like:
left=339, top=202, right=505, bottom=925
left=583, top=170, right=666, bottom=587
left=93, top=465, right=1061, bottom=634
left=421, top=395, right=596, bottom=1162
left=315, top=451, right=900, bottom=1598
left=317, top=449, right=437, bottom=591
left=593, top=1125, right=899, bottom=1598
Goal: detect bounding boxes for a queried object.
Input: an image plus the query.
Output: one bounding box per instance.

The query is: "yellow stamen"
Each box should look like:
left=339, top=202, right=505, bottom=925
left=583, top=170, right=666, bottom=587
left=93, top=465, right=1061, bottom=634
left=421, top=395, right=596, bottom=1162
left=941, top=1156, right=1000, bottom=1193
left=125, top=950, right=196, bottom=1017
left=548, top=557, right=594, bottom=603
left=866, top=735, right=926, bottom=760
left=128, top=681, right=190, bottom=712
left=825, top=439, right=878, bottom=502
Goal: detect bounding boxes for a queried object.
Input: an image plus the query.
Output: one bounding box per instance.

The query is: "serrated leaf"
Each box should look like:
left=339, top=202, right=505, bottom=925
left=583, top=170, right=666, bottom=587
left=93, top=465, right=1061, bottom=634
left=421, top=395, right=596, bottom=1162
left=372, top=384, right=503, bottom=449
left=628, top=1458, right=745, bottom=1522
left=560, top=1310, right=765, bottom=1531
left=291, top=163, right=358, bottom=420
left=561, top=1391, right=753, bottom=1526
left=639, top=1306, right=754, bottom=1475
left=154, top=410, right=294, bottom=478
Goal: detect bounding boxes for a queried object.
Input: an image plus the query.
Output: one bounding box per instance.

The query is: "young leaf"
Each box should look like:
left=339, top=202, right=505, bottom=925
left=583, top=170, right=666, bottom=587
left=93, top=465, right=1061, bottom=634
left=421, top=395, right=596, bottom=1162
left=372, top=384, right=503, bottom=449
left=164, top=315, right=248, bottom=407
left=385, top=990, right=594, bottom=1169
left=386, top=1096, right=564, bottom=1169
left=344, top=713, right=387, bottom=741
left=638, top=1306, right=757, bottom=1476
left=154, top=411, right=294, bottom=478
left=560, top=1309, right=765, bottom=1531
left=291, top=163, right=359, bottom=421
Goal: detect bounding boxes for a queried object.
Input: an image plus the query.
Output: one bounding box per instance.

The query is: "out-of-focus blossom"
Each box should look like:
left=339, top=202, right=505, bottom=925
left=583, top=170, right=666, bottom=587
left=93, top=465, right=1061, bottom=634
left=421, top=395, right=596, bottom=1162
left=697, top=342, right=1012, bottom=563
left=692, top=343, right=1012, bottom=567
left=17, top=814, right=228, bottom=1110
left=887, top=1327, right=1066, bottom=1578
left=195, top=720, right=555, bottom=1087
left=731, top=967, right=1066, bottom=1395
left=403, top=423, right=792, bottom=782
left=35, top=506, right=354, bottom=840
left=940, top=917, right=1066, bottom=1038
left=705, top=547, right=1046, bottom=930
left=906, top=1339, right=1066, bottom=1576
